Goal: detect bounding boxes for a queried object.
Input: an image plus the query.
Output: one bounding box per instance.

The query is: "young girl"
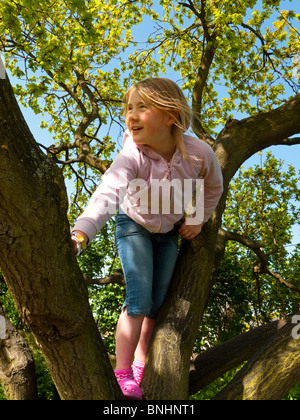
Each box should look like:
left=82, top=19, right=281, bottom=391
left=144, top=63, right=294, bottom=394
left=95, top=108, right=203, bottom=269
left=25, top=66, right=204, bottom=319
left=71, top=78, right=223, bottom=400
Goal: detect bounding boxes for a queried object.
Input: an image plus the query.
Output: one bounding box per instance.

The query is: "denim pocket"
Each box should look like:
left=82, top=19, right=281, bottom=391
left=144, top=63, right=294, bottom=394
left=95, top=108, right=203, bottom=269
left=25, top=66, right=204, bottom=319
left=115, top=213, right=145, bottom=238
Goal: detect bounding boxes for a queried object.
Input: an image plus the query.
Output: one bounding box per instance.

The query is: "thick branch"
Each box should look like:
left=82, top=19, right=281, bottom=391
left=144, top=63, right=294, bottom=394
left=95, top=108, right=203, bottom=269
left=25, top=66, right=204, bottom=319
left=179, top=1, right=216, bottom=145
left=213, top=314, right=300, bottom=400
left=142, top=218, right=221, bottom=400
left=191, top=37, right=217, bottom=145
left=215, top=94, right=300, bottom=185
left=189, top=316, right=291, bottom=395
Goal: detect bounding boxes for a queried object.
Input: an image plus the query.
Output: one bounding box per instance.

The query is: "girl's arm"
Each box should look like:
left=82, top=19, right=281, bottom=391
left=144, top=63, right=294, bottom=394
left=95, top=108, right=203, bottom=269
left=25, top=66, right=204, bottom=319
left=71, top=150, right=138, bottom=249
left=182, top=143, right=223, bottom=240
left=201, top=145, right=224, bottom=223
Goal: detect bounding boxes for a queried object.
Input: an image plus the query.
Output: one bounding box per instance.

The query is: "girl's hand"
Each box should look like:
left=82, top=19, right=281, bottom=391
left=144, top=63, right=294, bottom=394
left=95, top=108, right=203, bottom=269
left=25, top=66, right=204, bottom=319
left=71, top=231, right=88, bottom=255
left=178, top=222, right=204, bottom=240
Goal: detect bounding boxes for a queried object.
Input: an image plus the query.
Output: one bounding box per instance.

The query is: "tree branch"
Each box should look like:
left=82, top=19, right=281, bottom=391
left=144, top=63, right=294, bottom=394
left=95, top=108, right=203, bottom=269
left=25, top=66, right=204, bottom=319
left=213, top=314, right=300, bottom=400
left=2, top=38, right=109, bottom=174
left=219, top=228, right=267, bottom=266
left=83, top=269, right=125, bottom=287
left=0, top=73, right=123, bottom=400
left=280, top=136, right=300, bottom=146
left=188, top=0, right=217, bottom=145
left=191, top=37, right=217, bottom=146
left=220, top=228, right=300, bottom=294
left=189, top=315, right=292, bottom=395
left=215, top=94, right=300, bottom=184
left=180, top=0, right=211, bottom=40
left=178, top=1, right=216, bottom=145
left=266, top=269, right=300, bottom=294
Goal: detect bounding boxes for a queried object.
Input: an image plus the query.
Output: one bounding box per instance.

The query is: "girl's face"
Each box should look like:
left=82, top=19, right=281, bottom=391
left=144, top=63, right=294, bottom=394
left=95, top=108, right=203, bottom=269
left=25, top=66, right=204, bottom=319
left=125, top=88, right=175, bottom=150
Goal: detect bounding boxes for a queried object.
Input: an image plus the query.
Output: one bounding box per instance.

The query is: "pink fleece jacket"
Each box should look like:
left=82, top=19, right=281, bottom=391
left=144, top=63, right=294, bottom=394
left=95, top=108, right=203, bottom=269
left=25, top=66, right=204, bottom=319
left=72, top=131, right=223, bottom=243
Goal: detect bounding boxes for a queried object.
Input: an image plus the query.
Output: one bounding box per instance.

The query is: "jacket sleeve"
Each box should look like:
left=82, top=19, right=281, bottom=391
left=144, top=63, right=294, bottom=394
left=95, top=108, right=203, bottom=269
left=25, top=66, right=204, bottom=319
left=185, top=143, right=223, bottom=225
left=201, top=144, right=224, bottom=223
left=72, top=150, right=138, bottom=244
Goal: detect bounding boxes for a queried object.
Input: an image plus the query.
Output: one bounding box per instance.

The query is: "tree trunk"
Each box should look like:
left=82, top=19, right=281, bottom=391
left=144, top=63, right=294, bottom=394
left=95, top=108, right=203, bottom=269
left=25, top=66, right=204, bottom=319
left=0, top=76, right=122, bottom=400
left=213, top=314, right=300, bottom=400
left=0, top=305, right=38, bottom=400
left=142, top=216, right=222, bottom=400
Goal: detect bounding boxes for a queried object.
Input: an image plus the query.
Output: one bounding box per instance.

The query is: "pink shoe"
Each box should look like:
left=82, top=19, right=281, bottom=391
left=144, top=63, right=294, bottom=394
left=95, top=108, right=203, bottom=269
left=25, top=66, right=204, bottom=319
left=114, top=368, right=143, bottom=400
left=132, top=360, right=145, bottom=386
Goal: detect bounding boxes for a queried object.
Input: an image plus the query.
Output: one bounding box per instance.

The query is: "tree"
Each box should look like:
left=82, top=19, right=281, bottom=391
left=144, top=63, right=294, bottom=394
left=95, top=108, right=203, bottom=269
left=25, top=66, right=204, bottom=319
left=0, top=304, right=38, bottom=400
left=0, top=0, right=299, bottom=399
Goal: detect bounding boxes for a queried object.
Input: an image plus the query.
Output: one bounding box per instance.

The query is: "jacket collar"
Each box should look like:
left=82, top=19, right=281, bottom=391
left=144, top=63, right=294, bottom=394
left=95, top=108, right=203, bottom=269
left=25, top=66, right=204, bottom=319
left=122, top=130, right=181, bottom=163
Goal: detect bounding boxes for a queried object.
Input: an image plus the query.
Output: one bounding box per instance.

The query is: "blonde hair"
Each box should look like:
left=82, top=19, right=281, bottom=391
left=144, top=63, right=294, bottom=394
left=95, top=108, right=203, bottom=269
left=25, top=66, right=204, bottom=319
left=124, top=78, right=191, bottom=159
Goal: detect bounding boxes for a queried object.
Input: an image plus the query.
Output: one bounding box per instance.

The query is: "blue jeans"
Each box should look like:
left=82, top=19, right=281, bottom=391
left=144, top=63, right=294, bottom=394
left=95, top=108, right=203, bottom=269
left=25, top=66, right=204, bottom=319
left=114, top=212, right=179, bottom=319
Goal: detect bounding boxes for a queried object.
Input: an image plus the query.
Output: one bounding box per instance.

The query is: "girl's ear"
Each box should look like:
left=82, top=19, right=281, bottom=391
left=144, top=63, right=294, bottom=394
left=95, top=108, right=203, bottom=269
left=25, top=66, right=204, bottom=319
left=166, top=110, right=179, bottom=127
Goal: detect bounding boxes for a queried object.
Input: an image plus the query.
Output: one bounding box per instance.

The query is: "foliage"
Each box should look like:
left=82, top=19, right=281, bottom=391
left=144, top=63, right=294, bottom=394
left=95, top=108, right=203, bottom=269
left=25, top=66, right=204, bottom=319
left=76, top=219, right=125, bottom=354
left=223, top=152, right=300, bottom=321
left=1, top=0, right=299, bottom=208
left=130, top=0, right=300, bottom=133
left=284, top=381, right=300, bottom=400
left=201, top=153, right=300, bottom=346
left=195, top=246, right=251, bottom=351
left=77, top=220, right=117, bottom=278
left=190, top=365, right=244, bottom=400
left=90, top=283, right=125, bottom=354
left=31, top=347, right=59, bottom=400
left=0, top=384, right=5, bottom=400
left=224, top=152, right=299, bottom=256
left=0, top=0, right=159, bottom=213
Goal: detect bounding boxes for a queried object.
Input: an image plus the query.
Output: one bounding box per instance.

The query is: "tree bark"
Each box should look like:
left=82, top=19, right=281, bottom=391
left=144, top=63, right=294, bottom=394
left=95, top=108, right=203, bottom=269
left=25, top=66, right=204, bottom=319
left=213, top=314, right=300, bottom=400
left=0, top=305, right=38, bottom=400
left=0, top=75, right=122, bottom=400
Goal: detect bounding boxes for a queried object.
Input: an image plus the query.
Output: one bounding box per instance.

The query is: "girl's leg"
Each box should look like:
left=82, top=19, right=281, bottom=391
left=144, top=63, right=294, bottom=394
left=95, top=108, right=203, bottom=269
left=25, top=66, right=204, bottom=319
left=132, top=317, right=156, bottom=386
left=134, top=317, right=156, bottom=363
left=115, top=308, right=144, bottom=370
left=114, top=213, right=154, bottom=371
left=149, top=229, right=178, bottom=319
left=132, top=230, right=178, bottom=386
